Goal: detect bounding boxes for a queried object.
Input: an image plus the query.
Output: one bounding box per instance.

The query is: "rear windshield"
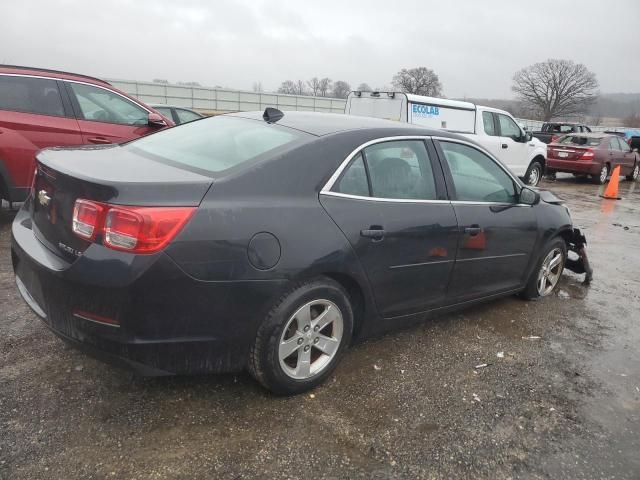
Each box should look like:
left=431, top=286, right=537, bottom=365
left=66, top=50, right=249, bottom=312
left=126, top=116, right=309, bottom=174
left=558, top=135, right=603, bottom=146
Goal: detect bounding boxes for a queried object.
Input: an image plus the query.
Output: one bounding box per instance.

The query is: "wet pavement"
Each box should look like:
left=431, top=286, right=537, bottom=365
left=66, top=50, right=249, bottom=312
left=1, top=175, right=639, bottom=479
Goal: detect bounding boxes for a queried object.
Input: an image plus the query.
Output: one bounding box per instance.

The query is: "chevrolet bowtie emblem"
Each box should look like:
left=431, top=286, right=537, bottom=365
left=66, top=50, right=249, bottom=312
left=37, top=189, right=51, bottom=207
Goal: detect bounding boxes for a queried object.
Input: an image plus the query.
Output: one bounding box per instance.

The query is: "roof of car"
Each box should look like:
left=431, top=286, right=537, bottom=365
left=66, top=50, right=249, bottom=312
left=148, top=104, right=200, bottom=112
left=228, top=110, right=441, bottom=136
left=0, top=64, right=111, bottom=86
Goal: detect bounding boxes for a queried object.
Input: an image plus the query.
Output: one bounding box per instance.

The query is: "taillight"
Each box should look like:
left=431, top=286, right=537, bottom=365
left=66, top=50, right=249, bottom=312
left=104, top=206, right=195, bottom=253
left=72, top=200, right=105, bottom=241
left=580, top=149, right=595, bottom=160
left=72, top=199, right=195, bottom=254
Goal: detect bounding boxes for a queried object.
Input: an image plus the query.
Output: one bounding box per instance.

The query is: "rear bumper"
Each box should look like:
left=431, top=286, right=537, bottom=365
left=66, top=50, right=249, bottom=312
left=11, top=207, right=287, bottom=375
left=547, top=159, right=601, bottom=175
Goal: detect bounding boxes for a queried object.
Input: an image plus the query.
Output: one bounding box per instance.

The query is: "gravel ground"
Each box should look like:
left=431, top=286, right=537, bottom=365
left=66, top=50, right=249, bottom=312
left=1, top=176, right=639, bottom=479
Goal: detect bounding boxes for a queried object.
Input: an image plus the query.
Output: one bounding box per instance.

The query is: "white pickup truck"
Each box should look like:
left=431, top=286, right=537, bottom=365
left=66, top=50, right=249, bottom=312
left=345, top=92, right=547, bottom=186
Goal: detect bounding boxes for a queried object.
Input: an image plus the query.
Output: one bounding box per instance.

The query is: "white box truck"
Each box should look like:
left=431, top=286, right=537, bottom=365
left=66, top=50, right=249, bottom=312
left=345, top=91, right=547, bottom=186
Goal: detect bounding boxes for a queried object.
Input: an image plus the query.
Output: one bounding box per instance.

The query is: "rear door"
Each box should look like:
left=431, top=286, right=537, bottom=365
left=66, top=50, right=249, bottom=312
left=64, top=81, right=157, bottom=144
left=320, top=138, right=459, bottom=318
left=434, top=138, right=538, bottom=302
left=0, top=75, right=82, bottom=197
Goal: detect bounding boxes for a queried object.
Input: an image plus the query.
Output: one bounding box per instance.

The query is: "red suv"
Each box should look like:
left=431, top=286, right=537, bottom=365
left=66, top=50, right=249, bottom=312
left=0, top=65, right=173, bottom=204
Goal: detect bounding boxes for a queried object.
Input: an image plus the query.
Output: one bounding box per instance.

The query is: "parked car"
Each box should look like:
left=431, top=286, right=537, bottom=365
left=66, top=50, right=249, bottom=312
left=149, top=104, right=204, bottom=125
left=12, top=109, right=590, bottom=394
left=345, top=91, right=548, bottom=186
left=547, top=133, right=639, bottom=184
left=532, top=122, right=592, bottom=145
left=0, top=65, right=174, bottom=205
left=604, top=129, right=640, bottom=151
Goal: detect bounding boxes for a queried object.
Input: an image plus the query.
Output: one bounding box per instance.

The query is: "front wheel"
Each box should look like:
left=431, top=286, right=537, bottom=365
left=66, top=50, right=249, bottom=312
left=626, top=163, right=639, bottom=181
left=524, top=160, right=543, bottom=186
left=248, top=277, right=353, bottom=395
left=521, top=238, right=567, bottom=300
left=592, top=164, right=609, bottom=184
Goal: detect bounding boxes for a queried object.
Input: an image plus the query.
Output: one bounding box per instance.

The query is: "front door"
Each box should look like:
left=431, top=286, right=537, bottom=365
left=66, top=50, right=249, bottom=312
left=497, top=112, right=529, bottom=177
left=64, top=82, right=156, bottom=145
left=320, top=138, right=459, bottom=318
left=434, top=139, right=538, bottom=302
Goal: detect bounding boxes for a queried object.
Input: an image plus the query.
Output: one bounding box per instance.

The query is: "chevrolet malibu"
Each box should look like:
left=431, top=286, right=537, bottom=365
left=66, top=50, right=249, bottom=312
left=11, top=109, right=590, bottom=395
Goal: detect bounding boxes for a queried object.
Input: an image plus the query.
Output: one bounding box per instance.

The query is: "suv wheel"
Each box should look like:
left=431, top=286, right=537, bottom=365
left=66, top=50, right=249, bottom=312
left=626, top=163, right=639, bottom=182
left=248, top=277, right=353, bottom=395
left=592, top=164, right=609, bottom=185
left=525, top=160, right=543, bottom=186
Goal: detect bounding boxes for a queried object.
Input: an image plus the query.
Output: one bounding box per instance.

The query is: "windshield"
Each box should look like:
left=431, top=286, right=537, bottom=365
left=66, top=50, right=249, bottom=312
left=558, top=135, right=603, bottom=146
left=126, top=116, right=309, bottom=174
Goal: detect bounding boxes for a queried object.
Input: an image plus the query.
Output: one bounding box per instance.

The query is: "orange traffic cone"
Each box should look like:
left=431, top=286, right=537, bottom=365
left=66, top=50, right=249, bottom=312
left=600, top=165, right=621, bottom=200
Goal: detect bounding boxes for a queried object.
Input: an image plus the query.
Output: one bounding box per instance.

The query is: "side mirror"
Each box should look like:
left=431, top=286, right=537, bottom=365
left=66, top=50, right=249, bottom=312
left=519, top=187, right=539, bottom=205
left=148, top=112, right=168, bottom=127
left=525, top=132, right=533, bottom=142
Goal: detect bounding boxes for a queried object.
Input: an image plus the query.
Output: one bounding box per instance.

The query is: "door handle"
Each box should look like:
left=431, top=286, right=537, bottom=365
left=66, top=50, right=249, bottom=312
left=360, top=227, right=385, bottom=241
left=501, top=144, right=508, bottom=149
left=88, top=137, right=112, bottom=144
left=464, top=225, right=482, bottom=236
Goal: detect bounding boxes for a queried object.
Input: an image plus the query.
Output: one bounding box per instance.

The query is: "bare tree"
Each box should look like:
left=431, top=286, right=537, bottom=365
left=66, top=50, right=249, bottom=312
left=278, top=80, right=307, bottom=95
left=153, top=79, right=169, bottom=84
left=307, top=77, right=321, bottom=96
left=331, top=80, right=351, bottom=99
left=318, top=78, right=332, bottom=97
left=178, top=81, right=201, bottom=87
left=295, top=80, right=307, bottom=96
left=392, top=67, right=442, bottom=96
left=512, top=59, right=599, bottom=121
left=252, top=82, right=263, bottom=93
left=357, top=83, right=372, bottom=92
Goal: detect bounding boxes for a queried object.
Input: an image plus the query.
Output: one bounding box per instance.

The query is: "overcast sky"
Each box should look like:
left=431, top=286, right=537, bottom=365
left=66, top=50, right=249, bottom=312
left=2, top=0, right=639, bottom=98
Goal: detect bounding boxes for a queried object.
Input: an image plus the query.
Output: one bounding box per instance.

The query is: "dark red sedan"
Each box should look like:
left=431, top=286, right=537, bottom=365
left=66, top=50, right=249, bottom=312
left=547, top=133, right=639, bottom=184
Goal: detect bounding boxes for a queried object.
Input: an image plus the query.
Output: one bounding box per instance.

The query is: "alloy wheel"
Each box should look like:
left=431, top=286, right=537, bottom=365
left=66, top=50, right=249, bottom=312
left=537, top=248, right=564, bottom=296
left=600, top=165, right=608, bottom=184
left=527, top=166, right=541, bottom=186
left=278, top=299, right=344, bottom=380
left=632, top=164, right=639, bottom=180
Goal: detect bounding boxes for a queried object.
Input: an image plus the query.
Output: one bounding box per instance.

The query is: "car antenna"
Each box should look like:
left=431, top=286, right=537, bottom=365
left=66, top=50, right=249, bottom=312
left=263, top=107, right=284, bottom=123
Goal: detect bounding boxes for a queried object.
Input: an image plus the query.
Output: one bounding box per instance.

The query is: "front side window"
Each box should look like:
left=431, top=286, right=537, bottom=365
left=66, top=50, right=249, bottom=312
left=497, top=114, right=521, bottom=140
left=176, top=108, right=202, bottom=124
left=482, top=111, right=496, bottom=136
left=440, top=141, right=517, bottom=203
left=0, top=75, right=65, bottom=117
left=616, top=137, right=630, bottom=152
left=69, top=83, right=148, bottom=125
left=127, top=116, right=308, bottom=174
left=608, top=138, right=619, bottom=151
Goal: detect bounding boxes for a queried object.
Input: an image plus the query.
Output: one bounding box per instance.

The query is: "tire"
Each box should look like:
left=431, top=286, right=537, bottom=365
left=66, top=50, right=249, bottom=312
left=248, top=277, right=353, bottom=395
left=520, top=238, right=567, bottom=300
left=524, top=160, right=543, bottom=186
left=592, top=164, right=609, bottom=185
left=626, top=162, right=639, bottom=182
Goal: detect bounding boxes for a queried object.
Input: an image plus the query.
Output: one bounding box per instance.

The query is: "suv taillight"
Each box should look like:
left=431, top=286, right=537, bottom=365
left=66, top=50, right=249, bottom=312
left=580, top=149, right=595, bottom=160
left=72, top=199, right=195, bottom=254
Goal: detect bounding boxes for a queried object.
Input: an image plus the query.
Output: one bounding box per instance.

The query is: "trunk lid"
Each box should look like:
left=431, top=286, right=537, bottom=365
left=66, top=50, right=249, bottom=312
left=31, top=145, right=212, bottom=261
left=547, top=144, right=591, bottom=161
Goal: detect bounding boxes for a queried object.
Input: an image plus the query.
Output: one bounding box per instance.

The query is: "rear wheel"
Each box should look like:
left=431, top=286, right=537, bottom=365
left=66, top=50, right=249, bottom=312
left=521, top=238, right=567, bottom=300
left=626, top=163, right=639, bottom=181
left=248, top=277, right=353, bottom=395
left=524, top=160, right=543, bottom=186
left=592, top=164, right=609, bottom=185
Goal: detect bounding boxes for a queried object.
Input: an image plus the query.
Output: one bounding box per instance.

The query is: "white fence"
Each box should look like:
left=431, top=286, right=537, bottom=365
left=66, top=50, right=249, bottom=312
left=111, top=79, right=626, bottom=132
left=109, top=80, right=347, bottom=115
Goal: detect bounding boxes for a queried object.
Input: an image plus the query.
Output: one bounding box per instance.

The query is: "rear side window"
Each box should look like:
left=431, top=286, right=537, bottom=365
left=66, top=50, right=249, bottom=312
left=127, top=116, right=308, bottom=174
left=0, top=75, right=65, bottom=117
left=616, top=137, right=630, bottom=152
left=482, top=112, right=496, bottom=136
left=559, top=136, right=603, bottom=147
left=333, top=140, right=437, bottom=200
left=69, top=83, right=148, bottom=125
left=440, top=141, right=517, bottom=204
